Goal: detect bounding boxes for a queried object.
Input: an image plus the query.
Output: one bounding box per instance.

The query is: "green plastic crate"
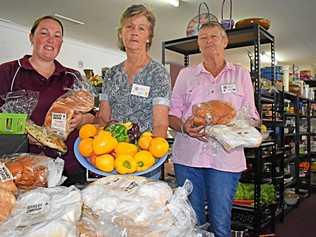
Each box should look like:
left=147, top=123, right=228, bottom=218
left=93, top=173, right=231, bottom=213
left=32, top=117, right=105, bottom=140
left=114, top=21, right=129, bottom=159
left=0, top=113, right=27, bottom=134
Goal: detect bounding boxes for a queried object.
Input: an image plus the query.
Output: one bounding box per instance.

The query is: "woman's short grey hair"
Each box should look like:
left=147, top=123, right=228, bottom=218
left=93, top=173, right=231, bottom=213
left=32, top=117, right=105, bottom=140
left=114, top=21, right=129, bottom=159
left=117, top=4, right=155, bottom=51
left=199, top=21, right=227, bottom=38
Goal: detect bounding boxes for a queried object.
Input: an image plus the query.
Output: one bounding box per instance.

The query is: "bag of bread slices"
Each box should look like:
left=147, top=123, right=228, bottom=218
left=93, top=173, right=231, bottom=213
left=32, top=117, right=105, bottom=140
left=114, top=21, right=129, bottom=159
left=192, top=101, right=262, bottom=151
left=0, top=153, right=64, bottom=192
left=44, top=74, right=96, bottom=140
left=78, top=175, right=211, bottom=237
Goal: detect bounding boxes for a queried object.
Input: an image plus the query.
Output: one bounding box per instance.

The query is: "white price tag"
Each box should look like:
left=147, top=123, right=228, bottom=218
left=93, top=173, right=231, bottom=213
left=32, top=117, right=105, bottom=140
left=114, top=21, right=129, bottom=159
left=26, top=201, right=49, bottom=215
left=0, top=163, right=13, bottom=182
left=131, top=83, right=150, bottom=98
left=51, top=112, right=67, bottom=136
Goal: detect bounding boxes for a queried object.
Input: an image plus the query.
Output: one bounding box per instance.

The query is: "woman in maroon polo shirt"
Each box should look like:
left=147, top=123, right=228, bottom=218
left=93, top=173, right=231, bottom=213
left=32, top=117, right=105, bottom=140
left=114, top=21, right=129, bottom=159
left=0, top=16, right=95, bottom=185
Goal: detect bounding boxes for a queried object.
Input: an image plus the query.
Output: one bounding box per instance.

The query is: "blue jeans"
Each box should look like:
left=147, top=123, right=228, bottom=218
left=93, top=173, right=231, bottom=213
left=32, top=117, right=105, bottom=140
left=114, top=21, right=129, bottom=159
left=174, top=164, right=240, bottom=237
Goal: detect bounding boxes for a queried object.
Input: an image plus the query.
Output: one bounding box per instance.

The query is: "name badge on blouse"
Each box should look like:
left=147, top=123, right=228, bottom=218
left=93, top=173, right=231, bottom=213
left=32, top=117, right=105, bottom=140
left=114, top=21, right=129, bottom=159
left=221, top=83, right=237, bottom=94
left=131, top=83, right=150, bottom=98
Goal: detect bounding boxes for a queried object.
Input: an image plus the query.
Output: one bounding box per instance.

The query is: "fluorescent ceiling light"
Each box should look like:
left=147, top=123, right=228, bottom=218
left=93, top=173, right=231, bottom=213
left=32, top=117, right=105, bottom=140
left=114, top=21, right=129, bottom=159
left=54, top=13, right=85, bottom=25
left=162, top=0, right=179, bottom=7
left=169, top=0, right=179, bottom=7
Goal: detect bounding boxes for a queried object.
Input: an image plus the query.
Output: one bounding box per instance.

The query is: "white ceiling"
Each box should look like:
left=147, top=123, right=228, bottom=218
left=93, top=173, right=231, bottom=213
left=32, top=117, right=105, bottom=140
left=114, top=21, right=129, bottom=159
left=1, top=0, right=316, bottom=67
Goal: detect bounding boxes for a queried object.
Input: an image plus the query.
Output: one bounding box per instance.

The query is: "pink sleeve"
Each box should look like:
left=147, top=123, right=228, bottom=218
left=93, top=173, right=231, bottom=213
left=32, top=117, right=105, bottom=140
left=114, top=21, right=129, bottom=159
left=169, top=68, right=188, bottom=119
left=242, top=69, right=260, bottom=121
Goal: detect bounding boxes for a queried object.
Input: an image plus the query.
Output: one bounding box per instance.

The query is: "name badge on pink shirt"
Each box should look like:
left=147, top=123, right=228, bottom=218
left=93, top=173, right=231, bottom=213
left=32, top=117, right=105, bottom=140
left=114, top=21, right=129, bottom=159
left=221, top=83, right=237, bottom=94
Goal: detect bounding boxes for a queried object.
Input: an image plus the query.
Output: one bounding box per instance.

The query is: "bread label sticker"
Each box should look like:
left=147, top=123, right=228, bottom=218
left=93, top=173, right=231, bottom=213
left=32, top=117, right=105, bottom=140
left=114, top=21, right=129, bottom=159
left=221, top=83, right=237, bottom=94
left=26, top=201, right=49, bottom=215
left=51, top=112, right=67, bottom=136
left=131, top=83, right=150, bottom=98
left=0, top=163, right=13, bottom=182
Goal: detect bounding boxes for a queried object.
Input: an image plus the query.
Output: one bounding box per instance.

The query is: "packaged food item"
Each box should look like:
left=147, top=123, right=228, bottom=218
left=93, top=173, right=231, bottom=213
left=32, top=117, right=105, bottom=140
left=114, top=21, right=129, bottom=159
left=0, top=186, right=82, bottom=237
left=0, top=188, right=16, bottom=223
left=192, top=100, right=236, bottom=126
left=1, top=153, right=64, bottom=191
left=25, top=120, right=67, bottom=153
left=44, top=90, right=94, bottom=139
left=79, top=175, right=201, bottom=237
left=197, top=103, right=263, bottom=152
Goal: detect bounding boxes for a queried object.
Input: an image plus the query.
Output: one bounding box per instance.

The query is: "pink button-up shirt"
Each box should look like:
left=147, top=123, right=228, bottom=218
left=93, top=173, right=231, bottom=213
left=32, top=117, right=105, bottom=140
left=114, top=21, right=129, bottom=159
left=169, top=62, right=260, bottom=172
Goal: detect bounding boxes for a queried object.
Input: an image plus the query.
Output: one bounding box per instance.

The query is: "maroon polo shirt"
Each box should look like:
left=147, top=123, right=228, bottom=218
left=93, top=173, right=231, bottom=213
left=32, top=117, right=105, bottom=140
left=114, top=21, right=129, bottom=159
left=0, top=55, right=85, bottom=176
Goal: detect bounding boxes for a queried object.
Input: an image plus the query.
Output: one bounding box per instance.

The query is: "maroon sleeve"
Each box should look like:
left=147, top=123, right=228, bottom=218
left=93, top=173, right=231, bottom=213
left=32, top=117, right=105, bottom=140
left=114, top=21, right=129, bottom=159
left=0, top=60, right=18, bottom=106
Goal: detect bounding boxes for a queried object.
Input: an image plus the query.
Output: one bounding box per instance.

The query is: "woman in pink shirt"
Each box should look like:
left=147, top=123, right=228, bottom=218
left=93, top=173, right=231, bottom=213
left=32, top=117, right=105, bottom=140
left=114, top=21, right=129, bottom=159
left=169, top=22, right=260, bottom=237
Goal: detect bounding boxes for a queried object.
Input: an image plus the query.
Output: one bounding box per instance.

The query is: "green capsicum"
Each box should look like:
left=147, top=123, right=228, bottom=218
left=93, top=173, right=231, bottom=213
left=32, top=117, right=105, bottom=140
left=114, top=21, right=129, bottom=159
left=106, top=123, right=129, bottom=142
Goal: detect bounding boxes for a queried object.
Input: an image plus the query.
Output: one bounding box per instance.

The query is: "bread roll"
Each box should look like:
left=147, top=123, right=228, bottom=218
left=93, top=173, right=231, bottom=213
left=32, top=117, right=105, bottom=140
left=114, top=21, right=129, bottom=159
left=0, top=188, right=16, bottom=223
left=192, top=100, right=236, bottom=126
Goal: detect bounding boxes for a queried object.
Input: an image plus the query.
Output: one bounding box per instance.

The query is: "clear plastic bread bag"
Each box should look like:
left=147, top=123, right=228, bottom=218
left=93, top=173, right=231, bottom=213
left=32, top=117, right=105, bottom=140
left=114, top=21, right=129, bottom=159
left=204, top=105, right=263, bottom=152
left=79, top=175, right=209, bottom=237
left=0, top=186, right=82, bottom=237
left=43, top=72, right=97, bottom=139
left=0, top=89, right=39, bottom=115
left=0, top=153, right=64, bottom=192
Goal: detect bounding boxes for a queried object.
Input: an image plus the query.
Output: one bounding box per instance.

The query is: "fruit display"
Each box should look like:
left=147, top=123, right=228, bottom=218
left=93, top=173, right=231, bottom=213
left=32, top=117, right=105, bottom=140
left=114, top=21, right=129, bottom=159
left=77, top=123, right=169, bottom=175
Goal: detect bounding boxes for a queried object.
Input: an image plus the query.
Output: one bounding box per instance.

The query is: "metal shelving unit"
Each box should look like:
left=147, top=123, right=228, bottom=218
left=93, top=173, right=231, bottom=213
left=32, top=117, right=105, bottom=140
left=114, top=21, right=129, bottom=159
left=162, top=25, right=283, bottom=237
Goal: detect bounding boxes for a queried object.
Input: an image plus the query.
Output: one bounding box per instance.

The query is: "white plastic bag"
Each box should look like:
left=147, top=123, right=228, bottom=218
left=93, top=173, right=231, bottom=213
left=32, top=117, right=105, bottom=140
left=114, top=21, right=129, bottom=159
left=204, top=105, right=262, bottom=152
left=0, top=186, right=82, bottom=237
left=79, top=175, right=204, bottom=237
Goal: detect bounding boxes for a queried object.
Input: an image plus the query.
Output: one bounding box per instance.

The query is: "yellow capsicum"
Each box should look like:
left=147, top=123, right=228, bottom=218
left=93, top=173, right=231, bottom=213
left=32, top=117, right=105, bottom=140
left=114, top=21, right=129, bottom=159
left=134, top=151, right=155, bottom=172
left=115, top=154, right=137, bottom=174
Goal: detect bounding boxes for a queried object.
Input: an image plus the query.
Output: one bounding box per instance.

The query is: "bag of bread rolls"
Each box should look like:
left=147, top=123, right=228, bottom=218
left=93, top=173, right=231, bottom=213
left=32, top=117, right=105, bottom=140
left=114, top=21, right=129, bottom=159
left=79, top=176, right=204, bottom=237
left=192, top=100, right=236, bottom=126
left=1, top=154, right=64, bottom=191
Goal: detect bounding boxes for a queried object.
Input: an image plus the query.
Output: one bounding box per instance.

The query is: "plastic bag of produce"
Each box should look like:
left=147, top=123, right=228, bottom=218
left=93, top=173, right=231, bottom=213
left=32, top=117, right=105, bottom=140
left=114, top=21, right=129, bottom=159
left=0, top=153, right=65, bottom=192
left=0, top=186, right=82, bottom=237
left=79, top=175, right=206, bottom=237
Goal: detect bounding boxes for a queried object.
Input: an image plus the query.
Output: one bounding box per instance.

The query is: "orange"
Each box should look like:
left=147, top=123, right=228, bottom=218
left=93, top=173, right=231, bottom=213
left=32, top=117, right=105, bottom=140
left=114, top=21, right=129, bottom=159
left=79, top=124, right=98, bottom=139
left=149, top=137, right=169, bottom=158
left=78, top=138, right=94, bottom=157
left=93, top=134, right=118, bottom=155
left=115, top=142, right=138, bottom=157
left=95, top=154, right=114, bottom=172
left=138, top=135, right=152, bottom=150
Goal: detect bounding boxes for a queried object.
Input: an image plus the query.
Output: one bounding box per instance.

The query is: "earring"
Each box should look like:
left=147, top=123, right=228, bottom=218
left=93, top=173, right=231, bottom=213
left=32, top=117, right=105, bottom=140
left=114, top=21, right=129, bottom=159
left=146, top=40, right=150, bottom=43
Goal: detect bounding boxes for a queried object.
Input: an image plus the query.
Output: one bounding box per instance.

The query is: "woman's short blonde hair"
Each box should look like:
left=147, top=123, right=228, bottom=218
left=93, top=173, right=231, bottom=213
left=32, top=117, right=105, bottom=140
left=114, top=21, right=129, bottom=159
left=199, top=21, right=227, bottom=38
left=117, top=4, right=155, bottom=51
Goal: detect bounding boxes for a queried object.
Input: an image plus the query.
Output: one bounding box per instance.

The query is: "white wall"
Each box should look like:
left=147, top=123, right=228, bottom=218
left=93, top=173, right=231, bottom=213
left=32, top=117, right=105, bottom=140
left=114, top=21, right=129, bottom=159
left=0, top=21, right=126, bottom=75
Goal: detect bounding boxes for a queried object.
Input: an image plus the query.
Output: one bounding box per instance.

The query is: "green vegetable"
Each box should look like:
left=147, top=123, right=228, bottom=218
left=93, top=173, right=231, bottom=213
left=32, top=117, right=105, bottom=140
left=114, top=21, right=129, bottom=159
left=234, top=182, right=276, bottom=205
left=106, top=123, right=129, bottom=142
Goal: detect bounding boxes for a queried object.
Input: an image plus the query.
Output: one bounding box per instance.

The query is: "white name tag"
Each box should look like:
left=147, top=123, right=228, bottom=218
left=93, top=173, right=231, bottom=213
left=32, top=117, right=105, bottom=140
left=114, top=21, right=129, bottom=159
left=221, top=83, right=237, bottom=94
left=131, top=83, right=150, bottom=98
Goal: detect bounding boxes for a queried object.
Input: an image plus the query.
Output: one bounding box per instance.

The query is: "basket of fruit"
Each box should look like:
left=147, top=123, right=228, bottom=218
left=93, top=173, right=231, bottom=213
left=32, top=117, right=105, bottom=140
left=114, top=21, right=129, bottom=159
left=74, top=122, right=170, bottom=177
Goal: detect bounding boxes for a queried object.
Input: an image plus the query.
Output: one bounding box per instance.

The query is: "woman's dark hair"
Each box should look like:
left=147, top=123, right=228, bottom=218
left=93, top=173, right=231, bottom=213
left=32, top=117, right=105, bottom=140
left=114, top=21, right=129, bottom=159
left=30, top=15, right=64, bottom=36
